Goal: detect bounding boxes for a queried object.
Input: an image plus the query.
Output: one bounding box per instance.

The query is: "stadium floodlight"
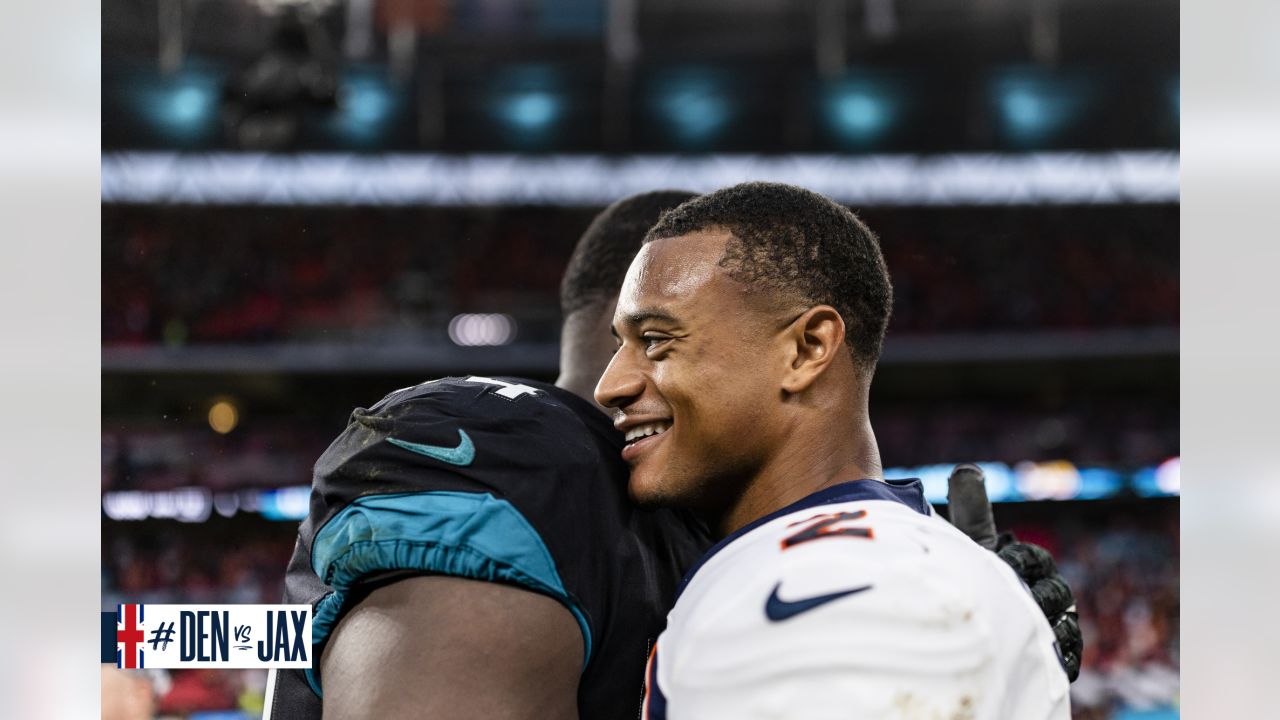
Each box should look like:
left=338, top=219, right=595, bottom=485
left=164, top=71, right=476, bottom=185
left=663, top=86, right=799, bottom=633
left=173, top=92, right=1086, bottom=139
left=1015, top=460, right=1084, bottom=501
left=503, top=92, right=560, bottom=132
left=990, top=67, right=1094, bottom=148
left=259, top=487, right=313, bottom=521
left=654, top=69, right=732, bottom=146
left=1156, top=457, right=1180, bottom=494
left=168, top=85, right=215, bottom=125
left=324, top=68, right=401, bottom=145
left=822, top=75, right=902, bottom=148
left=831, top=94, right=887, bottom=136
left=490, top=65, right=568, bottom=148
left=448, top=314, right=518, bottom=347
left=104, top=488, right=214, bottom=523
left=207, top=399, right=239, bottom=435
left=136, top=70, right=222, bottom=144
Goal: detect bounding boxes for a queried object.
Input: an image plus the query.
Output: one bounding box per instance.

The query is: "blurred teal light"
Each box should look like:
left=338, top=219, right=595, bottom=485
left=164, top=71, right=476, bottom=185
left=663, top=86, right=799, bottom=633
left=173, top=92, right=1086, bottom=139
left=330, top=69, right=400, bottom=144
left=823, top=77, right=900, bottom=146
left=991, top=69, right=1091, bottom=147
left=492, top=65, right=566, bottom=145
left=169, top=85, right=212, bottom=123
left=834, top=95, right=886, bottom=133
left=344, top=78, right=392, bottom=124
left=1003, top=88, right=1049, bottom=128
left=658, top=71, right=731, bottom=145
left=136, top=71, right=220, bottom=142
left=501, top=91, right=560, bottom=131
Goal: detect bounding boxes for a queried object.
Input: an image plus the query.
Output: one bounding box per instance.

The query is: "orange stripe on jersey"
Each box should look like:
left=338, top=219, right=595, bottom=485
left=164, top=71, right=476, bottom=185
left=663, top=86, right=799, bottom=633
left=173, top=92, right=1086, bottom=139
left=642, top=641, right=659, bottom=720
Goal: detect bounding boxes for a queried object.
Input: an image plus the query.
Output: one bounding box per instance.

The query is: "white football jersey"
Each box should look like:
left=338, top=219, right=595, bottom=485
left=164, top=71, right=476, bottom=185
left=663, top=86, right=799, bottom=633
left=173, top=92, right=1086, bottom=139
left=642, top=479, right=1070, bottom=720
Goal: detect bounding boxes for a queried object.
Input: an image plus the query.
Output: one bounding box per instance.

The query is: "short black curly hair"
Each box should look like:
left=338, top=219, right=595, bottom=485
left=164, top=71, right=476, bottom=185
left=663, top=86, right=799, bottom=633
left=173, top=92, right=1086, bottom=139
left=645, top=182, right=892, bottom=369
left=560, top=190, right=699, bottom=316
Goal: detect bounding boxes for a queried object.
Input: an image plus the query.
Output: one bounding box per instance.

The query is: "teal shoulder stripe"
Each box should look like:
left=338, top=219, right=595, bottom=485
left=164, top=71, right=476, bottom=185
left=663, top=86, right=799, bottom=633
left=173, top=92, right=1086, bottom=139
left=305, top=490, right=593, bottom=697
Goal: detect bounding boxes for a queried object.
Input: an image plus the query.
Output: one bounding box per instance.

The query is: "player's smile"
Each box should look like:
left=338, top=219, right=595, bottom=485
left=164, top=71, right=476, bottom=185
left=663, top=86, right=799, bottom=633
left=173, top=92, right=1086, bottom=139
left=616, top=417, right=673, bottom=463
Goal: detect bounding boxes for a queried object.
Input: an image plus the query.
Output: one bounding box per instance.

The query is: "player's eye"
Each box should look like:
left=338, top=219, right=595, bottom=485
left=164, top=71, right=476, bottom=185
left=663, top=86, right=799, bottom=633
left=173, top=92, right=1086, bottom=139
left=641, top=333, right=672, bottom=352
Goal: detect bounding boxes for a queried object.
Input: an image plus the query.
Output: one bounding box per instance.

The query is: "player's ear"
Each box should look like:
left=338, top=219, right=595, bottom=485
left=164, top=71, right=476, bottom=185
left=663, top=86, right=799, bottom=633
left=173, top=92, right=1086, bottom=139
left=780, top=305, right=845, bottom=393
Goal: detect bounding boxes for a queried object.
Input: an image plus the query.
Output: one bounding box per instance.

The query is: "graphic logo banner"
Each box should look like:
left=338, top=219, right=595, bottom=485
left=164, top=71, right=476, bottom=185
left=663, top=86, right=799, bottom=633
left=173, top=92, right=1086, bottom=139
left=101, top=604, right=312, bottom=669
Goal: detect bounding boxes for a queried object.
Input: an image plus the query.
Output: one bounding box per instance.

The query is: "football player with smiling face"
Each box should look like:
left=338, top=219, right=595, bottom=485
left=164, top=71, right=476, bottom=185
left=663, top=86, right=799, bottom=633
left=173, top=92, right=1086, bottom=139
left=597, top=182, right=1073, bottom=719
left=601, top=221, right=882, bottom=534
left=266, top=188, right=1079, bottom=720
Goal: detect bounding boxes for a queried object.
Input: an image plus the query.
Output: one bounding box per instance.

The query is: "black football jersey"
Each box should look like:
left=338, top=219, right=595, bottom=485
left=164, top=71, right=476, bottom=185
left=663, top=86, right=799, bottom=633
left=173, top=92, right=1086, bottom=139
left=266, top=376, right=711, bottom=720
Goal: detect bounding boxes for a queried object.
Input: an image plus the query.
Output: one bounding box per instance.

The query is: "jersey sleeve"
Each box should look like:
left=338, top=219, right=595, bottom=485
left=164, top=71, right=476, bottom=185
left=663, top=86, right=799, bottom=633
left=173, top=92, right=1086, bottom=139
left=299, top=376, right=604, bottom=693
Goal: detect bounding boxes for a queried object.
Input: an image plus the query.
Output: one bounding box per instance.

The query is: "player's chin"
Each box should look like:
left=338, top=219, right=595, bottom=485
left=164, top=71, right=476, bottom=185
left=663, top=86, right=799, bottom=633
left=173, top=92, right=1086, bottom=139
left=626, top=466, right=672, bottom=507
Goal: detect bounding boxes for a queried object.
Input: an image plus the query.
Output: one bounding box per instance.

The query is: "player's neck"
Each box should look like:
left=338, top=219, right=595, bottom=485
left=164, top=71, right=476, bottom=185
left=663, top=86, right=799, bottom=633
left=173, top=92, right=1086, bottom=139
left=554, top=371, right=604, bottom=411
left=555, top=305, right=617, bottom=410
left=712, top=418, right=883, bottom=538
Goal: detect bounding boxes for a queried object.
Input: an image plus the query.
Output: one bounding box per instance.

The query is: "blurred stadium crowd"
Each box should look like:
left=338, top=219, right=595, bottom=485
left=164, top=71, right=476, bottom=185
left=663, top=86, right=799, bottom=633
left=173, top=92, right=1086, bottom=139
left=103, top=205, right=1176, bottom=345
left=102, top=398, right=1177, bottom=495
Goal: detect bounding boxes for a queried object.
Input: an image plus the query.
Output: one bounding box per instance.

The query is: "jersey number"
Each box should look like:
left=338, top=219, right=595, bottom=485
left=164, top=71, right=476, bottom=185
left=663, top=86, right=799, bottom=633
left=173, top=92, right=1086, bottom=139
left=781, top=510, right=874, bottom=550
left=462, top=376, right=541, bottom=400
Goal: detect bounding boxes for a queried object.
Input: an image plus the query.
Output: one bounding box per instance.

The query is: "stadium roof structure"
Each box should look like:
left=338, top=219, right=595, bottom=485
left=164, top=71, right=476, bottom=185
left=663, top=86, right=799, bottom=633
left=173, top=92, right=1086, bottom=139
left=101, top=150, right=1178, bottom=207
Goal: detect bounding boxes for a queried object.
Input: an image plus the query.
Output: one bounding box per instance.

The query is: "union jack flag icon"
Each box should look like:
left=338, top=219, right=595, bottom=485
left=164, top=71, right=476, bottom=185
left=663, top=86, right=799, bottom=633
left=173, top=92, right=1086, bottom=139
left=116, top=604, right=146, bottom=669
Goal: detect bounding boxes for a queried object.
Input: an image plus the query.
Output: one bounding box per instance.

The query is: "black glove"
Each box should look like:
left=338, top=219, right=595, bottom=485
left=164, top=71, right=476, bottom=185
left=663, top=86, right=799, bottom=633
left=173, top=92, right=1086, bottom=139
left=946, top=464, right=999, bottom=550
left=995, top=536, right=1083, bottom=682
left=945, top=464, right=1083, bottom=682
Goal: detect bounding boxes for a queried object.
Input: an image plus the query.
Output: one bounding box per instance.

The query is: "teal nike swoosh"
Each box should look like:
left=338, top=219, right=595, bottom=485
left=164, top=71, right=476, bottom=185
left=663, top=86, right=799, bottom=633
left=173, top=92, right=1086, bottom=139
left=386, top=430, right=475, bottom=467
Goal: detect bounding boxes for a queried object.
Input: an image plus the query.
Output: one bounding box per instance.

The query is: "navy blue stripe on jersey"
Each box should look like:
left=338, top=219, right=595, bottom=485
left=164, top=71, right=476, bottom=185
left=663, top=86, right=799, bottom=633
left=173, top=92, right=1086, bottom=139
left=306, top=490, right=593, bottom=696
left=673, top=478, right=928, bottom=602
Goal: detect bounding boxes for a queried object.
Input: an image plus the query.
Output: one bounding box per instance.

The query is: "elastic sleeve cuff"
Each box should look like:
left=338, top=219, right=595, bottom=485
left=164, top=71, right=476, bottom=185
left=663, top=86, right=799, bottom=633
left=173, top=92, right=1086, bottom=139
left=304, top=490, right=593, bottom=697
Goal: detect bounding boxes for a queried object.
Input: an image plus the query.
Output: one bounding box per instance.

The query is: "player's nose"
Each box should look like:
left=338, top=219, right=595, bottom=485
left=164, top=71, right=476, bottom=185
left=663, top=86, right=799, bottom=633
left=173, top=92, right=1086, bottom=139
left=594, top=348, right=646, bottom=410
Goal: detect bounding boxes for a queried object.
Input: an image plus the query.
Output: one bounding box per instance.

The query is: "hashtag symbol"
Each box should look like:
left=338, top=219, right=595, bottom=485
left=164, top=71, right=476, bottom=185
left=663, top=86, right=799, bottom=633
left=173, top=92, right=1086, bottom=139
left=148, top=622, right=176, bottom=652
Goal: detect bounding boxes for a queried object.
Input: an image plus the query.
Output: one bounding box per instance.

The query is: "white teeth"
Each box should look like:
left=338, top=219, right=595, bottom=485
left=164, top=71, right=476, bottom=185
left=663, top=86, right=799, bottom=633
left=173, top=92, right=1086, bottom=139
left=624, top=421, right=671, bottom=443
